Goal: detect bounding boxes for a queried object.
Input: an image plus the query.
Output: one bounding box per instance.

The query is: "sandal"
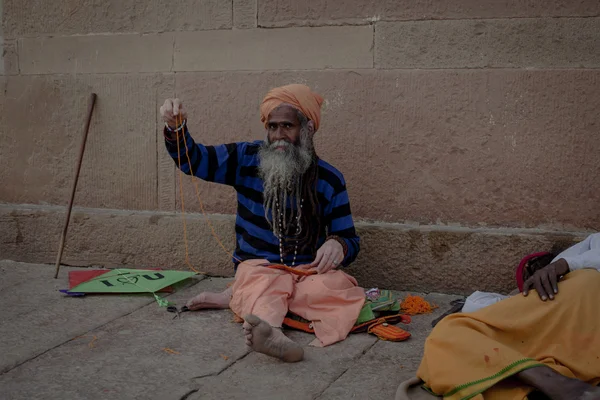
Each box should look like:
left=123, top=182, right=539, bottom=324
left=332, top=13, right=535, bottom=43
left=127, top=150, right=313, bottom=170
left=395, top=377, right=440, bottom=400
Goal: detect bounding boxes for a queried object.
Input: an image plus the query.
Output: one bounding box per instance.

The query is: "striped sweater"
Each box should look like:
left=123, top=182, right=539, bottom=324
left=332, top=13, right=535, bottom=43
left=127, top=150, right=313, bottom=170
left=164, top=126, right=360, bottom=268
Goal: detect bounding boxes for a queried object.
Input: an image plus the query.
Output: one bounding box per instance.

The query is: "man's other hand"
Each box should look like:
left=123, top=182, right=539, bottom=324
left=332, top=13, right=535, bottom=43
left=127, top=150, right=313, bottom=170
left=522, top=258, right=570, bottom=301
left=306, top=239, right=344, bottom=274
left=160, top=98, right=188, bottom=129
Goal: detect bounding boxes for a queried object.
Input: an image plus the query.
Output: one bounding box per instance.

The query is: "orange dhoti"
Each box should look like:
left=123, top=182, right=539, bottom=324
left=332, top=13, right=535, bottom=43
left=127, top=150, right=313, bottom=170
left=229, top=260, right=366, bottom=347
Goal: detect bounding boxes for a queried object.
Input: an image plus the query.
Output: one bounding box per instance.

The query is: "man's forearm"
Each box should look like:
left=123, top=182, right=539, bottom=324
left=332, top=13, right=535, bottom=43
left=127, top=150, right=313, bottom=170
left=163, top=122, right=241, bottom=186
left=561, top=250, right=600, bottom=272
left=164, top=123, right=202, bottom=176
left=324, top=188, right=360, bottom=267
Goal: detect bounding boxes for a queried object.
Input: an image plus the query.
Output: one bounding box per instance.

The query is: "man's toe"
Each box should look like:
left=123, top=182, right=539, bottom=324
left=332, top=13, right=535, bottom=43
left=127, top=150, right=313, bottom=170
left=244, top=314, right=261, bottom=327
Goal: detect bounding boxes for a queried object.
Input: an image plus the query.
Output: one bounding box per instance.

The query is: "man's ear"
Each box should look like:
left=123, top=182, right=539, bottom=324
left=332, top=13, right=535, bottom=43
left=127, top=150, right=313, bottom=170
left=307, top=120, right=316, bottom=136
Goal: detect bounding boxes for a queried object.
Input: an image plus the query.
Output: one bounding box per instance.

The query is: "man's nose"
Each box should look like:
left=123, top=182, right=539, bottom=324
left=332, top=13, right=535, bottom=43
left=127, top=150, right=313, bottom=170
left=271, top=126, right=284, bottom=140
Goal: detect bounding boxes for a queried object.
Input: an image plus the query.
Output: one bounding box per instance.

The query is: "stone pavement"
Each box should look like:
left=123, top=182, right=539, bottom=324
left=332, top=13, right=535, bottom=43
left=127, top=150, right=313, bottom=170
left=0, top=260, right=462, bottom=400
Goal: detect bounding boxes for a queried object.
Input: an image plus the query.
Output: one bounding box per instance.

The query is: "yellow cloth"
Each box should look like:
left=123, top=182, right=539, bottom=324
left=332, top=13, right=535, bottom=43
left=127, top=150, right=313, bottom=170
left=260, top=84, right=324, bottom=131
left=417, top=269, right=600, bottom=400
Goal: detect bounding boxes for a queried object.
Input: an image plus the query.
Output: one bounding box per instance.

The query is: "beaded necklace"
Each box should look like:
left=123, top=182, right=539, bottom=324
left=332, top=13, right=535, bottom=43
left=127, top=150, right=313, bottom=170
left=274, top=197, right=303, bottom=266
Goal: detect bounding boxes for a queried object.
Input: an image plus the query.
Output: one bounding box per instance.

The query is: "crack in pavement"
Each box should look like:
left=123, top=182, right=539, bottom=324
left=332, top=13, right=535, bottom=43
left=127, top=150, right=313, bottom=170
left=0, top=276, right=206, bottom=376
left=185, top=349, right=253, bottom=398
left=191, top=349, right=252, bottom=381
left=313, top=339, right=380, bottom=400
left=179, top=388, right=200, bottom=400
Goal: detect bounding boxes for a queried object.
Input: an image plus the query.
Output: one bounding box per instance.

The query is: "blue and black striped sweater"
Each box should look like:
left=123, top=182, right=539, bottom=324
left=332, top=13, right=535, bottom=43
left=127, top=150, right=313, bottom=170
left=165, top=126, right=360, bottom=269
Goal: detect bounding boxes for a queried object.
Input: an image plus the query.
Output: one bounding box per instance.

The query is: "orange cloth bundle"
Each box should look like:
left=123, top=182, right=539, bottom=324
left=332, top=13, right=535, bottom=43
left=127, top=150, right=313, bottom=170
left=400, top=295, right=437, bottom=315
left=367, top=320, right=411, bottom=342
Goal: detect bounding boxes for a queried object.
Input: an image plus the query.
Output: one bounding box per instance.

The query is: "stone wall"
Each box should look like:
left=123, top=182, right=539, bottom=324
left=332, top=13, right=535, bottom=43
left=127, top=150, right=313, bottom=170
left=1, top=1, right=599, bottom=294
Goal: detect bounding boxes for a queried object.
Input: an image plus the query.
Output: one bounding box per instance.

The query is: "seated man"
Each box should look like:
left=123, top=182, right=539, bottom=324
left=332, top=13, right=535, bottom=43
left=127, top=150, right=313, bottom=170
left=399, top=233, right=600, bottom=400
left=160, top=84, right=365, bottom=363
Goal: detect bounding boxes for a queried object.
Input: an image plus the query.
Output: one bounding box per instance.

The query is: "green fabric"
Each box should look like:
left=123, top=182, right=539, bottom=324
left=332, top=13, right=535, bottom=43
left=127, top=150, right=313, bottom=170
left=153, top=293, right=174, bottom=308
left=356, top=304, right=375, bottom=324
left=356, top=290, right=401, bottom=324
left=285, top=289, right=402, bottom=327
left=70, top=268, right=197, bottom=294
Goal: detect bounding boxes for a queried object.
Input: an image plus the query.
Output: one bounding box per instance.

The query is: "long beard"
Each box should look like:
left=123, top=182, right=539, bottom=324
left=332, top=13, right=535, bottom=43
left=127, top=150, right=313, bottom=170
left=258, top=130, right=314, bottom=239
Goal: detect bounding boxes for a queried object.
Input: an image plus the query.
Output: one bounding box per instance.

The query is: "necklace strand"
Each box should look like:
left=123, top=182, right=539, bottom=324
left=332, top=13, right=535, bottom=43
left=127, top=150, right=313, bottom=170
left=275, top=198, right=303, bottom=266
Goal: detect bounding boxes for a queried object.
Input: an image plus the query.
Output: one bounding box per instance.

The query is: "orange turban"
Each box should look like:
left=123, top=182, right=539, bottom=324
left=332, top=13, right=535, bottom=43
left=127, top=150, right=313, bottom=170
left=260, top=84, right=325, bottom=131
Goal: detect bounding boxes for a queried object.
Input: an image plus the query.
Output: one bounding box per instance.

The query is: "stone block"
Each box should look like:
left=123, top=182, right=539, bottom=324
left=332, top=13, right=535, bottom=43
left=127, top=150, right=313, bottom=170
left=168, top=73, right=255, bottom=215
left=2, top=0, right=231, bottom=38
left=345, top=223, right=583, bottom=295
left=0, top=261, right=162, bottom=373
left=0, top=205, right=587, bottom=294
left=174, top=26, right=374, bottom=71
left=0, top=273, right=246, bottom=399
left=0, top=74, right=165, bottom=210
left=258, top=0, right=600, bottom=27
left=18, top=34, right=174, bottom=75
left=168, top=69, right=600, bottom=230
left=0, top=38, right=5, bottom=75
left=0, top=205, right=238, bottom=278
left=188, top=333, right=378, bottom=400
left=234, top=0, right=258, bottom=29
left=156, top=0, right=232, bottom=32
left=1, top=39, right=19, bottom=75
left=376, top=18, right=600, bottom=69
left=156, top=74, right=177, bottom=212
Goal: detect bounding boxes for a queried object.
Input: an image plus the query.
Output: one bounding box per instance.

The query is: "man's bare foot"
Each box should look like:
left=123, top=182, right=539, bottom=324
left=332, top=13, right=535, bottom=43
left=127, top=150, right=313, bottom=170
left=517, top=366, right=600, bottom=400
left=243, top=314, right=304, bottom=363
left=186, top=287, right=232, bottom=310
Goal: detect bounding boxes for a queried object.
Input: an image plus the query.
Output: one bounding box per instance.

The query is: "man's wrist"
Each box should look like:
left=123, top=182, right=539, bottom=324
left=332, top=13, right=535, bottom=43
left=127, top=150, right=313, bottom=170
left=165, top=118, right=186, bottom=133
left=327, top=235, right=348, bottom=258
left=555, top=258, right=570, bottom=276
left=164, top=119, right=186, bottom=141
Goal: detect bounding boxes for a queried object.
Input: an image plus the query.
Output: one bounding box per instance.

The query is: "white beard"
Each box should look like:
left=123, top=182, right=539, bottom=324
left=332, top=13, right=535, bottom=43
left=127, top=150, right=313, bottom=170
left=258, top=130, right=314, bottom=238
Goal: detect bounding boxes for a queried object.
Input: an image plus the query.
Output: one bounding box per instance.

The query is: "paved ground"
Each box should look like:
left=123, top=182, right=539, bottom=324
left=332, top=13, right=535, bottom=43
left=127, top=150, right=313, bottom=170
left=0, top=260, right=462, bottom=400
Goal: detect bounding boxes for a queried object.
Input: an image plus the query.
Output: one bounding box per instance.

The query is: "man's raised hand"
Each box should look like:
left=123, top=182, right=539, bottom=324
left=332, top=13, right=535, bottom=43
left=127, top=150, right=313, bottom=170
left=522, top=258, right=570, bottom=301
left=160, top=98, right=188, bottom=129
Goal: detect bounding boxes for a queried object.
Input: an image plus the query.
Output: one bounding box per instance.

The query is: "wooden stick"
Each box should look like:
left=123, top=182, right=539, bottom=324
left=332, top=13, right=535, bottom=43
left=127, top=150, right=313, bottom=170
left=54, top=93, right=97, bottom=278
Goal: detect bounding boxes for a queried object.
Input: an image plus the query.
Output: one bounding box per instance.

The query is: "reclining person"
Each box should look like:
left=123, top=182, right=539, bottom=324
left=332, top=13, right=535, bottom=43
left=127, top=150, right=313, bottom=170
left=400, top=232, right=600, bottom=400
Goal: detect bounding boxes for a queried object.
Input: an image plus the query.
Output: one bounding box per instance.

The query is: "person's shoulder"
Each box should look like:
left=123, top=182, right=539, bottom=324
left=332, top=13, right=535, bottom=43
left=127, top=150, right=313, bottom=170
left=317, top=159, right=347, bottom=193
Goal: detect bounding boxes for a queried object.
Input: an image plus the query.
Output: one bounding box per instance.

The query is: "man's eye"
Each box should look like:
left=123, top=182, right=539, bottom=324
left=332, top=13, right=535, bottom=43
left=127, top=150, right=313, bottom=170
left=283, top=123, right=292, bottom=128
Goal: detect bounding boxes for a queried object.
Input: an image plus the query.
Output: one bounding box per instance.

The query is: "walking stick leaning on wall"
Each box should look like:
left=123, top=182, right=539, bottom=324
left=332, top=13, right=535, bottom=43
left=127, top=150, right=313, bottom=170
left=54, top=93, right=97, bottom=279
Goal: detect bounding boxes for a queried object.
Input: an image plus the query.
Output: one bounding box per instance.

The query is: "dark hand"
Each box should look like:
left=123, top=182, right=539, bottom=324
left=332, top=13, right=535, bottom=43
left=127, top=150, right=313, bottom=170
left=522, top=258, right=570, bottom=301
left=304, top=239, right=344, bottom=274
